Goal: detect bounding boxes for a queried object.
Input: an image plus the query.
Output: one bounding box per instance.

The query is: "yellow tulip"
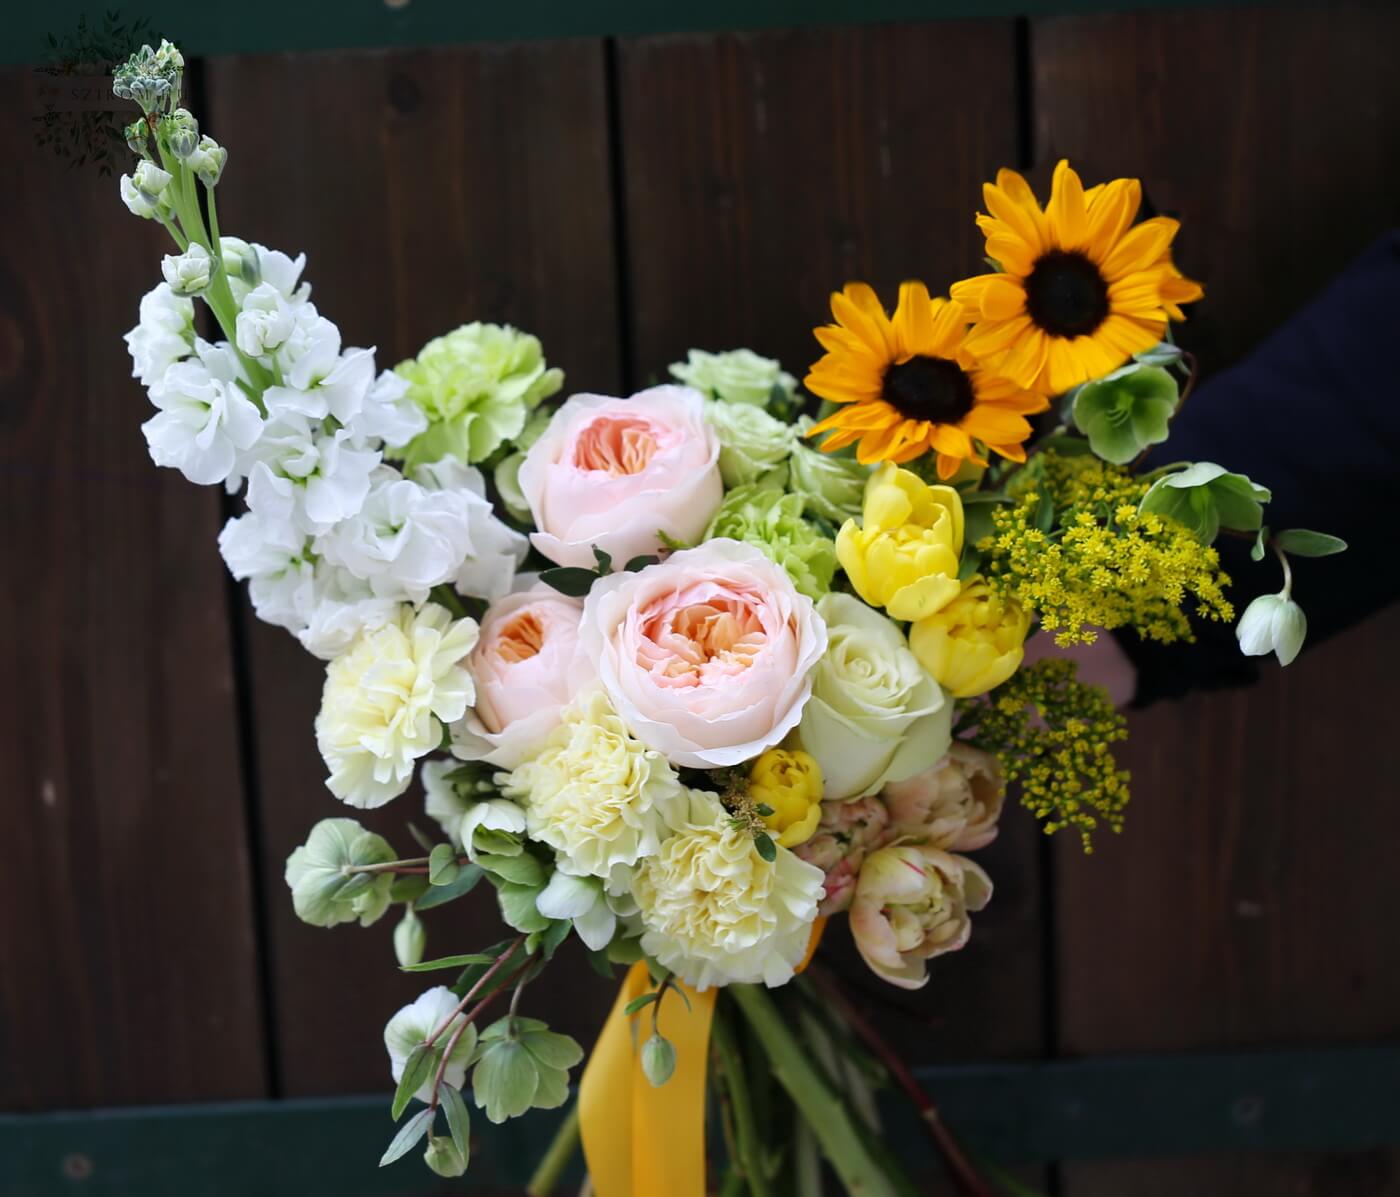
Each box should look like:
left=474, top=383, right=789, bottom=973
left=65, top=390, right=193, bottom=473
left=749, top=748, right=824, bottom=848
left=910, top=579, right=1029, bottom=698
left=835, top=463, right=964, bottom=622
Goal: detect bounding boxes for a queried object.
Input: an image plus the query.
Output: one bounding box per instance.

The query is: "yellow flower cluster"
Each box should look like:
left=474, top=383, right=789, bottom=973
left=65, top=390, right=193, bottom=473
left=963, top=658, right=1129, bottom=851
left=979, top=452, right=1233, bottom=646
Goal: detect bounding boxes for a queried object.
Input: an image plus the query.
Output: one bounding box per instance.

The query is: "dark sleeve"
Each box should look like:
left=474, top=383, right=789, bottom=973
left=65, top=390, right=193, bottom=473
left=1119, top=230, right=1400, bottom=705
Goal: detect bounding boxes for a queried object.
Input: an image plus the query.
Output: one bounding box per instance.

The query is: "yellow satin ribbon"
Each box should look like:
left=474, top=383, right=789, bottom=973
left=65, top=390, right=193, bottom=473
left=579, top=961, right=716, bottom=1197
left=578, top=919, right=827, bottom=1196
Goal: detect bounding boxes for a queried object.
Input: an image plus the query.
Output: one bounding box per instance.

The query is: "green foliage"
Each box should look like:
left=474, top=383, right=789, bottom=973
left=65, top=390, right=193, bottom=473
left=428, top=844, right=460, bottom=887
left=400, top=953, right=497, bottom=974
left=439, top=1082, right=472, bottom=1166
left=392, top=1045, right=438, bottom=1120
left=961, top=658, right=1130, bottom=851
left=284, top=818, right=396, bottom=929
left=470, top=1017, right=583, bottom=1125
left=1274, top=528, right=1348, bottom=557
left=414, top=863, right=484, bottom=911
left=1138, top=462, right=1271, bottom=543
left=379, top=1108, right=434, bottom=1167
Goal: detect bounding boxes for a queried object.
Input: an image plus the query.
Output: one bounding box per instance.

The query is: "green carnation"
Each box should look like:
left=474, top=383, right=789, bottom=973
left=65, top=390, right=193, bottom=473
left=705, top=400, right=796, bottom=488
left=285, top=818, right=396, bottom=928
left=391, top=323, right=563, bottom=469
left=670, top=347, right=795, bottom=408
left=788, top=421, right=869, bottom=522
left=706, top=484, right=837, bottom=599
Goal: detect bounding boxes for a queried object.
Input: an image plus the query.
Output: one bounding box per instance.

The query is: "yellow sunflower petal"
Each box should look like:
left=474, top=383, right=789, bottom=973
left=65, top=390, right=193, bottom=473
left=1083, top=177, right=1142, bottom=263
left=983, top=179, right=1045, bottom=260
left=963, top=311, right=1034, bottom=359
left=977, top=276, right=1026, bottom=322
left=892, top=281, right=938, bottom=357
left=929, top=423, right=974, bottom=459
left=1046, top=160, right=1090, bottom=250
left=986, top=440, right=1028, bottom=464
left=1100, top=216, right=1181, bottom=280
left=926, top=297, right=970, bottom=357
left=961, top=404, right=1033, bottom=445
left=832, top=283, right=897, bottom=358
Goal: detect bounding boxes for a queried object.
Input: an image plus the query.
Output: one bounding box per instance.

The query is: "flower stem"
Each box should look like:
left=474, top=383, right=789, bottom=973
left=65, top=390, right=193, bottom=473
left=526, top=1101, right=581, bottom=1197
left=806, top=965, right=995, bottom=1197
left=712, top=1002, right=772, bottom=1197
left=425, top=936, right=524, bottom=1049
left=1273, top=542, right=1294, bottom=598
left=727, top=984, right=899, bottom=1197
left=430, top=584, right=469, bottom=619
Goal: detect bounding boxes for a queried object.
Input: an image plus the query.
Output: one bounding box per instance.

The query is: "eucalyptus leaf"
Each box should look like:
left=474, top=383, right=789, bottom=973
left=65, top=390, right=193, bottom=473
left=539, top=567, right=598, bottom=597
left=754, top=832, right=777, bottom=863
left=415, top=864, right=484, bottom=911
left=1274, top=528, right=1348, bottom=557
left=624, top=554, right=660, bottom=572
left=378, top=1107, right=435, bottom=1167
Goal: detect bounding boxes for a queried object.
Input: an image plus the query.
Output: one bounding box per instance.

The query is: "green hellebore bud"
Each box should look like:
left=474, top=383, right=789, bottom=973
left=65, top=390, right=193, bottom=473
left=641, top=1033, right=676, bottom=1087
left=423, top=1134, right=469, bottom=1178
left=393, top=907, right=426, bottom=967
left=1236, top=592, right=1307, bottom=666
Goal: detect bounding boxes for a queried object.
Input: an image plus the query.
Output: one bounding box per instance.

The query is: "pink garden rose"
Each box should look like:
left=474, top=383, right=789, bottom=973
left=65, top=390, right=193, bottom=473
left=882, top=742, right=1005, bottom=852
left=518, top=385, right=722, bottom=569
left=579, top=538, right=827, bottom=768
left=450, top=580, right=593, bottom=768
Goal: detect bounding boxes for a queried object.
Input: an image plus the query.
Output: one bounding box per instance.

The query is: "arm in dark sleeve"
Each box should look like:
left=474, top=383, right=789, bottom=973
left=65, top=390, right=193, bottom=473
left=1119, top=230, right=1400, bottom=704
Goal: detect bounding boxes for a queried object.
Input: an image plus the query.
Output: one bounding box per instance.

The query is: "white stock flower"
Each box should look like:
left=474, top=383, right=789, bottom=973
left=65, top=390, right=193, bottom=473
left=261, top=309, right=375, bottom=428
left=124, top=282, right=194, bottom=386
left=245, top=414, right=379, bottom=534
left=632, top=790, right=824, bottom=990
left=119, top=164, right=172, bottom=220
left=161, top=242, right=213, bottom=296
left=797, top=592, right=952, bottom=800
left=218, top=510, right=315, bottom=632
left=142, top=339, right=263, bottom=485
left=295, top=572, right=401, bottom=660
left=234, top=282, right=297, bottom=358
left=384, top=987, right=476, bottom=1102
left=354, top=369, right=429, bottom=448
left=315, top=603, right=479, bottom=808
left=222, top=239, right=310, bottom=307
left=413, top=456, right=527, bottom=600
left=501, top=690, right=686, bottom=881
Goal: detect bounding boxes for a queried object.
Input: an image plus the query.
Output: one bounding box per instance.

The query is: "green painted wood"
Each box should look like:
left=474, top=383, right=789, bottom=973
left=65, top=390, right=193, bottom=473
left=11, top=0, right=1312, bottom=67
left=3, top=1047, right=1399, bottom=1194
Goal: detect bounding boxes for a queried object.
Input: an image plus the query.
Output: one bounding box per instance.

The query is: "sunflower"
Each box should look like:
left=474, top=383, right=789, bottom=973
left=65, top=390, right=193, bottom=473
left=804, top=281, right=1048, bottom=479
left=950, top=160, right=1203, bottom=397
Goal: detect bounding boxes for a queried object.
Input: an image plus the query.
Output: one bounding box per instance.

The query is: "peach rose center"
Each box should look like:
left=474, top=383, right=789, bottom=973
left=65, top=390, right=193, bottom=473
left=573, top=415, right=659, bottom=476
left=636, top=589, right=768, bottom=688
left=495, top=611, right=546, bottom=664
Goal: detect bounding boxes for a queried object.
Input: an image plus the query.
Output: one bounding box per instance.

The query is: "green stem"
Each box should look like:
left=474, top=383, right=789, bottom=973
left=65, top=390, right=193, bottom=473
left=526, top=1100, right=581, bottom=1196
left=728, top=985, right=898, bottom=1197
left=720, top=1170, right=746, bottom=1197
left=430, top=584, right=469, bottom=619
left=1273, top=542, right=1294, bottom=598
left=712, top=1002, right=772, bottom=1197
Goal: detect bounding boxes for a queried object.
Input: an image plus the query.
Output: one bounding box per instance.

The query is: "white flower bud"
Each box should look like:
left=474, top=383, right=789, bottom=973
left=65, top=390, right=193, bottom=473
left=641, top=1034, right=676, bottom=1087
left=188, top=135, right=227, bottom=187
left=1236, top=592, right=1308, bottom=666
left=164, top=108, right=199, bottom=159
left=119, top=163, right=173, bottom=221
left=393, top=907, right=426, bottom=967
left=161, top=243, right=213, bottom=296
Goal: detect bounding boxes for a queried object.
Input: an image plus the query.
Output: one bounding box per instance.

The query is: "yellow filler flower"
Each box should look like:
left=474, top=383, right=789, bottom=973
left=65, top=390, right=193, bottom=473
left=804, top=281, right=1047, bottom=479
left=952, top=160, right=1203, bottom=397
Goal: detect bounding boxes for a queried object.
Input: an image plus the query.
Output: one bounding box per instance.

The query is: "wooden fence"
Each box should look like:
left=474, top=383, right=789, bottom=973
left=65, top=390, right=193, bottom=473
left=3, top=4, right=1399, bottom=1193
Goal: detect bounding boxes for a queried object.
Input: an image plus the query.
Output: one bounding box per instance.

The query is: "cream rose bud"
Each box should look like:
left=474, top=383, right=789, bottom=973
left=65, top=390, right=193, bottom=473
left=518, top=385, right=722, bottom=569
left=450, top=581, right=594, bottom=768
left=579, top=539, right=827, bottom=769
left=849, top=844, right=992, bottom=990
left=797, top=593, right=952, bottom=800
left=883, top=742, right=1005, bottom=852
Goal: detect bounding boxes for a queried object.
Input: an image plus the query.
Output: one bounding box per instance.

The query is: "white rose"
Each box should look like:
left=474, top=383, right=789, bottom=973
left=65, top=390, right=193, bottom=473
left=797, top=592, right=951, bottom=800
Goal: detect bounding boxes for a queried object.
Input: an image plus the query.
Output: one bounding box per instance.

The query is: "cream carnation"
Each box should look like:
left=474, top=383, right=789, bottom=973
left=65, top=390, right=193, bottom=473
left=501, top=690, right=686, bottom=880
left=579, top=538, right=827, bottom=769
left=518, top=385, right=722, bottom=568
left=632, top=791, right=824, bottom=990
left=315, top=603, right=479, bottom=808
left=451, top=580, right=593, bottom=768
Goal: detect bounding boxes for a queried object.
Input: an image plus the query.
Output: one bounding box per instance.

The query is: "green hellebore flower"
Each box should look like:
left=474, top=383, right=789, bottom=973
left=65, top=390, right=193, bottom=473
left=1138, top=461, right=1272, bottom=543
left=706, top=484, right=837, bottom=600
left=471, top=1016, right=582, bottom=1125
left=1236, top=592, right=1307, bottom=666
left=391, top=323, right=564, bottom=470
left=1071, top=363, right=1178, bottom=465
left=284, top=817, right=396, bottom=928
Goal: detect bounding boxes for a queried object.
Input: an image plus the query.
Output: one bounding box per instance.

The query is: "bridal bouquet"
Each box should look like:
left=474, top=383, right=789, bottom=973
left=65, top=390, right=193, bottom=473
left=110, top=43, right=1344, bottom=1195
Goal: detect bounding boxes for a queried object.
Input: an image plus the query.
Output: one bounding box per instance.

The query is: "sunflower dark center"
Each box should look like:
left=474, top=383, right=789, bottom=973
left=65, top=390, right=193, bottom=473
left=882, top=355, right=975, bottom=425
left=1024, top=250, right=1111, bottom=337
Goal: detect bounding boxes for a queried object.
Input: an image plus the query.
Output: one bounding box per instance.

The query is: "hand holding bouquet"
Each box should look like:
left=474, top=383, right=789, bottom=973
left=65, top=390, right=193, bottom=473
left=108, top=42, right=1345, bottom=1194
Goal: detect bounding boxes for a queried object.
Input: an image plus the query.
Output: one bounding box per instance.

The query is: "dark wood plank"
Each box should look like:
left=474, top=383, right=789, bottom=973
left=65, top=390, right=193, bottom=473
left=616, top=22, right=1043, bottom=1066
left=1033, top=7, right=1400, bottom=1192
left=204, top=41, right=622, bottom=1095
left=0, top=68, right=267, bottom=1108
